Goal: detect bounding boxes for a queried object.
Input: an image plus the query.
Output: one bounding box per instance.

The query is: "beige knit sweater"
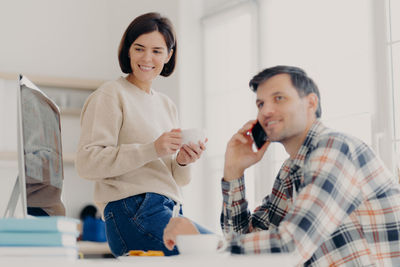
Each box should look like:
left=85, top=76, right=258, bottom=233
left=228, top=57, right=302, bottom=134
left=75, top=77, right=191, bottom=215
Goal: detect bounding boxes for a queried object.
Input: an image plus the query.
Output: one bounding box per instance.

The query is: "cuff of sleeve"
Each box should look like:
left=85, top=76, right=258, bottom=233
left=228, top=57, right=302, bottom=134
left=172, top=156, right=191, bottom=186
left=221, top=175, right=246, bottom=204
left=226, top=232, right=245, bottom=254
left=173, top=154, right=191, bottom=170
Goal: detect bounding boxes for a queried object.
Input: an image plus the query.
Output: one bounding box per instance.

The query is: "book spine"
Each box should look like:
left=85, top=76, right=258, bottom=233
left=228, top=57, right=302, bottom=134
left=0, top=218, right=78, bottom=233
left=0, top=232, right=77, bottom=247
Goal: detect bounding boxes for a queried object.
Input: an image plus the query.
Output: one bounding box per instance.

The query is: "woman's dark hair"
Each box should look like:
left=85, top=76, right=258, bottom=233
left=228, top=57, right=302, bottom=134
left=249, top=65, right=322, bottom=118
left=118, top=12, right=177, bottom=77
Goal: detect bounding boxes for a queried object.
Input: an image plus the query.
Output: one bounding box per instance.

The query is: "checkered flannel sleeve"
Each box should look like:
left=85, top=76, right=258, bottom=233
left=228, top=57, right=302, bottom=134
left=221, top=136, right=371, bottom=264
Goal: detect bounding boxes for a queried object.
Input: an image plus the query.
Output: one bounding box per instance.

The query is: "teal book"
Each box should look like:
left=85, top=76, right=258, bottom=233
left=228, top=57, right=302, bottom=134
left=0, top=216, right=79, bottom=234
left=0, top=231, right=78, bottom=247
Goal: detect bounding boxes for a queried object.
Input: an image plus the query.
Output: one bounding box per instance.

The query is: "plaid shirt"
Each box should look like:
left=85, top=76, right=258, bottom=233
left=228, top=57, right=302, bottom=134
left=221, top=120, right=400, bottom=266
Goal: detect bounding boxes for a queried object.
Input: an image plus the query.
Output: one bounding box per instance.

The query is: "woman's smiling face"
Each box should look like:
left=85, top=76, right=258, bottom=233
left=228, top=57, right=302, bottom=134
left=128, top=31, right=172, bottom=89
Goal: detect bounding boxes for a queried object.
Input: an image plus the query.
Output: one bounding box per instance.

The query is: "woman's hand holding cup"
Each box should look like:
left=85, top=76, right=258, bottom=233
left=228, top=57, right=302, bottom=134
left=176, top=128, right=207, bottom=166
left=154, top=129, right=182, bottom=157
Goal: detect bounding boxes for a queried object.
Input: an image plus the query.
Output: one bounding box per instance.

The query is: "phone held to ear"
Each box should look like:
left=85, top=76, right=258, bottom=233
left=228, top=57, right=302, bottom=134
left=251, top=121, right=268, bottom=149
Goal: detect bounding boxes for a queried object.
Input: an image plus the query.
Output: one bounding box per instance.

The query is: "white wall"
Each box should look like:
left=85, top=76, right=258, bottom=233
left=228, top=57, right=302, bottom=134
left=176, top=0, right=207, bottom=227
left=251, top=0, right=384, bottom=200
left=0, top=0, right=393, bottom=235
left=0, top=0, right=195, bottom=219
left=255, top=0, right=395, bottom=184
left=258, top=0, right=376, bottom=120
left=0, top=0, right=181, bottom=104
left=198, top=0, right=392, bottom=232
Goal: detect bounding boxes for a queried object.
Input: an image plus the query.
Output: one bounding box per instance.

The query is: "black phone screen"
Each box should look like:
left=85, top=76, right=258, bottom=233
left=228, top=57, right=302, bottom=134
left=251, top=121, right=268, bottom=149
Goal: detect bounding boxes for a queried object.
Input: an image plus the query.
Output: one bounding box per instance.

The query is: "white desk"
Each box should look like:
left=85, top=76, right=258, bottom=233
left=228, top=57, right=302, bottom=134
left=0, top=253, right=296, bottom=266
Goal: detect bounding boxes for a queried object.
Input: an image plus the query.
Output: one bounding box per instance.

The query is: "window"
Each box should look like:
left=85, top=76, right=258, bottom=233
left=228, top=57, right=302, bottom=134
left=202, top=1, right=258, bottom=232
left=199, top=0, right=398, bottom=232
left=387, top=0, right=400, bottom=180
left=255, top=0, right=384, bottom=200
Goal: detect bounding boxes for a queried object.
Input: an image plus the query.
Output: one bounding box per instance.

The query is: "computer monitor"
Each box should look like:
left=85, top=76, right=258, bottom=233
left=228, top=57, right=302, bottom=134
left=3, top=75, right=65, bottom=218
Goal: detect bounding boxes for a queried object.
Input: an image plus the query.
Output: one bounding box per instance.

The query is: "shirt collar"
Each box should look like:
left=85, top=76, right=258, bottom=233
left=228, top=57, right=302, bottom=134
left=291, top=119, right=327, bottom=169
left=278, top=120, right=327, bottom=180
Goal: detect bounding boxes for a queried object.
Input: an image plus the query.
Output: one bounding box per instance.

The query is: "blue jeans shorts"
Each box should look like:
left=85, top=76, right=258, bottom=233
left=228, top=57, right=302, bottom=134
left=103, top=193, right=211, bottom=257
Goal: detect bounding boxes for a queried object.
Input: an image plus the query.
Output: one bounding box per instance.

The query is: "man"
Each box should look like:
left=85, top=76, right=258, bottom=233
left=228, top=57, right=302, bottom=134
left=163, top=66, right=400, bottom=266
left=22, top=83, right=65, bottom=216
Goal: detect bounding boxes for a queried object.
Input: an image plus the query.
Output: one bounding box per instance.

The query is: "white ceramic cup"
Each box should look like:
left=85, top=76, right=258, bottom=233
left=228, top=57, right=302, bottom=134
left=180, top=128, right=206, bottom=145
left=176, top=234, right=226, bottom=255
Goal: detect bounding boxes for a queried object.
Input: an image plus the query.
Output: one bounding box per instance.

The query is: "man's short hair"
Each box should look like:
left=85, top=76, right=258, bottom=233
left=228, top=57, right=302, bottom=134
left=249, top=65, right=322, bottom=118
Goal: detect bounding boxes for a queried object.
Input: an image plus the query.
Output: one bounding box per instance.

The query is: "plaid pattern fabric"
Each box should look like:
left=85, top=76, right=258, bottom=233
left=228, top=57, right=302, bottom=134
left=221, top=120, right=400, bottom=266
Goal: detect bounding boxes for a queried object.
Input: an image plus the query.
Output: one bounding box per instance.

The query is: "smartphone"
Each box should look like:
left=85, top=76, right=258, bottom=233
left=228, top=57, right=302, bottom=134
left=251, top=121, right=268, bottom=149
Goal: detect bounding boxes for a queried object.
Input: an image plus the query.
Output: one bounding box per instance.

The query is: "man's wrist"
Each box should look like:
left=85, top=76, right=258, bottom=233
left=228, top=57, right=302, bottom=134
left=223, top=166, right=244, bottom=181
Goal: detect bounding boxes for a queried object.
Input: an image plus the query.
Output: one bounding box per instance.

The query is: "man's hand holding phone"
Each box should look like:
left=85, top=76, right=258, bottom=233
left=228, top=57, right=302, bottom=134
left=223, top=120, right=269, bottom=181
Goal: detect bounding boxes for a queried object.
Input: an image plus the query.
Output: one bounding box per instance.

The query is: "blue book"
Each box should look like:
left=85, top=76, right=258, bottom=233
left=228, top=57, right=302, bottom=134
left=0, top=217, right=79, bottom=234
left=0, top=231, right=78, bottom=247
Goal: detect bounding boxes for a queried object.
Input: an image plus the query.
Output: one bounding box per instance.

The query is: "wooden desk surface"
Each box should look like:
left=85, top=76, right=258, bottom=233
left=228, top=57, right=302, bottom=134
left=77, top=241, right=111, bottom=255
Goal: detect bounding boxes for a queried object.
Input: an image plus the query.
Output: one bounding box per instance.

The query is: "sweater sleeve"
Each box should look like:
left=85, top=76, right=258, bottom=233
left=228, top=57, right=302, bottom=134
left=168, top=97, right=192, bottom=186
left=171, top=155, right=191, bottom=186
left=75, top=90, right=159, bottom=180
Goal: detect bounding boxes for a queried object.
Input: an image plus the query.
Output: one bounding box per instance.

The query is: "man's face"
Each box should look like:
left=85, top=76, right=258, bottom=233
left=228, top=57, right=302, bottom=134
left=255, top=74, right=316, bottom=147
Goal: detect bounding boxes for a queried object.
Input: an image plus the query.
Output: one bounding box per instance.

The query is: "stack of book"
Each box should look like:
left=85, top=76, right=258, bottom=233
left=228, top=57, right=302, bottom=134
left=0, top=216, right=79, bottom=259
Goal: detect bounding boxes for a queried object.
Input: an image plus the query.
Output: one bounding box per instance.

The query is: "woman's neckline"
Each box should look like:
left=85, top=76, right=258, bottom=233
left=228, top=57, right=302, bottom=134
left=123, top=76, right=154, bottom=96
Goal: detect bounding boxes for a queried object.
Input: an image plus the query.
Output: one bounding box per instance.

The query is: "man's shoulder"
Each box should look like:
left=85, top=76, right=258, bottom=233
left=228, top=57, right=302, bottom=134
left=312, top=127, right=371, bottom=159
left=318, top=127, right=365, bottom=145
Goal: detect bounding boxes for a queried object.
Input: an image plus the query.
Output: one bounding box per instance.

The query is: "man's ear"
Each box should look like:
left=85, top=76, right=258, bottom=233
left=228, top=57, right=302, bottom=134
left=307, top=93, right=319, bottom=115
left=165, top=49, right=173, bottom=64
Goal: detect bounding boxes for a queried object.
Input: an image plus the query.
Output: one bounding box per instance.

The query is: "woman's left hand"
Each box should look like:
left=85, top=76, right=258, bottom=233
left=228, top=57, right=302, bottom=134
left=176, top=140, right=207, bottom=166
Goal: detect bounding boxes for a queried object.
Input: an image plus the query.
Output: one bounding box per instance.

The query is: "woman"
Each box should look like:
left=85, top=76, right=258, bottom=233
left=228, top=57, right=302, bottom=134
left=75, top=12, right=209, bottom=256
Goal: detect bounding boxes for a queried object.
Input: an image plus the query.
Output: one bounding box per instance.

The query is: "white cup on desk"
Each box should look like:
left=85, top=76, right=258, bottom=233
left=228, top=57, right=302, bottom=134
left=176, top=234, right=226, bottom=255
left=180, top=128, right=206, bottom=145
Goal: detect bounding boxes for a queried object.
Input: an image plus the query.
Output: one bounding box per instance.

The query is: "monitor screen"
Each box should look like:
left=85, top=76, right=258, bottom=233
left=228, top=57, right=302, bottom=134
left=4, top=75, right=65, bottom=217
